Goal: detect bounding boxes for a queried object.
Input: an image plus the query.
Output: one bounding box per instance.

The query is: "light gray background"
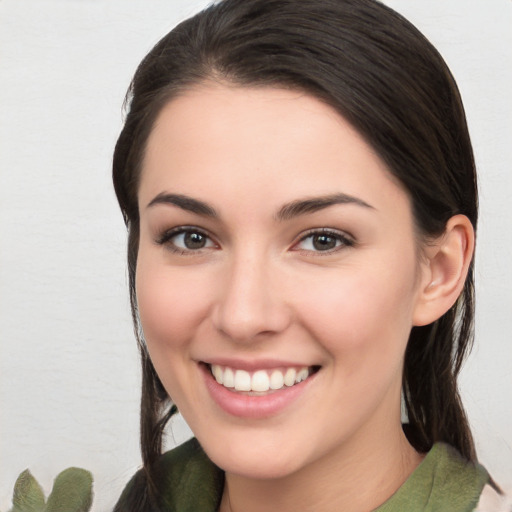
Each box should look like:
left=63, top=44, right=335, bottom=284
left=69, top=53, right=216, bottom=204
left=1, top=1, right=511, bottom=510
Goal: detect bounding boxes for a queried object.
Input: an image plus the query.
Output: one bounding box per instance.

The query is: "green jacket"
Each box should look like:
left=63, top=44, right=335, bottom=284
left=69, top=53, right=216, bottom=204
left=116, top=438, right=490, bottom=511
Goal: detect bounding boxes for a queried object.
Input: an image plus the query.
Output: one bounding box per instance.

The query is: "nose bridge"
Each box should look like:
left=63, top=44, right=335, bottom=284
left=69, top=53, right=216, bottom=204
left=213, top=243, right=289, bottom=342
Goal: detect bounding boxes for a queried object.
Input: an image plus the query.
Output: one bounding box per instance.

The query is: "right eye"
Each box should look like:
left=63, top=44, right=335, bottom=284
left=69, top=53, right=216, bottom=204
left=157, top=227, right=217, bottom=254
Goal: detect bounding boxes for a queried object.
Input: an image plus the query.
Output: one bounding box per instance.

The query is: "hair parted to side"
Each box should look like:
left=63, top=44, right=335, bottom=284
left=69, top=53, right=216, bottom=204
left=113, top=0, right=478, bottom=508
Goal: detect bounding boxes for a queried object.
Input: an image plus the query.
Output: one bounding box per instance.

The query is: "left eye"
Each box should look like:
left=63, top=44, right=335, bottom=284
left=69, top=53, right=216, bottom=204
left=174, top=231, right=213, bottom=249
left=159, top=228, right=216, bottom=252
left=294, top=231, right=353, bottom=252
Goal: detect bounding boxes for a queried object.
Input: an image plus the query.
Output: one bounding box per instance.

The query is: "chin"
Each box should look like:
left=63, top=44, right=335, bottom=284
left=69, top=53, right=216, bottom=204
left=194, top=426, right=306, bottom=479
left=210, top=450, right=304, bottom=480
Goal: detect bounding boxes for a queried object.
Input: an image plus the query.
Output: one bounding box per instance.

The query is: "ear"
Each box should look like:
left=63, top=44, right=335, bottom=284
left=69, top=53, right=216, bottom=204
left=413, top=214, right=475, bottom=327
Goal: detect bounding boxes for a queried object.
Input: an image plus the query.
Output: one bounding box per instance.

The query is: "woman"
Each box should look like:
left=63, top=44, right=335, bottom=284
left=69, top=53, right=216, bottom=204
left=112, top=0, right=503, bottom=510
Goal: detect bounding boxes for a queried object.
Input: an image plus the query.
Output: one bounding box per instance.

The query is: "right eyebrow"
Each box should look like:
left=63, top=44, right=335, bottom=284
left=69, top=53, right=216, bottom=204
left=146, top=193, right=218, bottom=218
left=275, top=193, right=374, bottom=221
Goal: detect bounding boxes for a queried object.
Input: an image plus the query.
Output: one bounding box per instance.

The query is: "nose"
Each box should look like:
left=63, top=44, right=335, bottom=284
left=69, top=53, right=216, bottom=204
left=212, top=250, right=291, bottom=343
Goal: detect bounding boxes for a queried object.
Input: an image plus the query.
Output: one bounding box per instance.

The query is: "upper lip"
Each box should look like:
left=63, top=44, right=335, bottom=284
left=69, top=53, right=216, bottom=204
left=199, top=358, right=316, bottom=372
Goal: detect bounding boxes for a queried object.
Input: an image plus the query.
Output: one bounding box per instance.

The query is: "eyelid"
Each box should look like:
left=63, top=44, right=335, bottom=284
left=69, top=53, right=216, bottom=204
left=291, top=228, right=355, bottom=253
left=156, top=225, right=218, bottom=253
left=156, top=225, right=206, bottom=243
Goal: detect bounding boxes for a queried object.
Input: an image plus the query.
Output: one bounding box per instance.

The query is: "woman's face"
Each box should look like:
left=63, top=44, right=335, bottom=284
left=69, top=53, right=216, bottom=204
left=136, top=84, right=429, bottom=479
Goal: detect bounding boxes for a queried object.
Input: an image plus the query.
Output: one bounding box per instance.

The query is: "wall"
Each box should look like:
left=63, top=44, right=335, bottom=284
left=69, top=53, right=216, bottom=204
left=0, top=1, right=510, bottom=510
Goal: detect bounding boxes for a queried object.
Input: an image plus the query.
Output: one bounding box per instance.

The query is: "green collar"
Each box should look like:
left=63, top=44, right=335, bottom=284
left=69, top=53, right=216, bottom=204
left=375, top=442, right=489, bottom=511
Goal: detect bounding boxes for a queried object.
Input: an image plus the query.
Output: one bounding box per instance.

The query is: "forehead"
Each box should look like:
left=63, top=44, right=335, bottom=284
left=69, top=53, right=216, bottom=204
left=139, top=83, right=410, bottom=218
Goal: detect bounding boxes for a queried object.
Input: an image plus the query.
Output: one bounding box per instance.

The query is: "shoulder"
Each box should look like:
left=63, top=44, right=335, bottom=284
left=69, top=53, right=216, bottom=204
left=432, top=443, right=489, bottom=487
left=412, top=443, right=511, bottom=512
left=424, top=443, right=491, bottom=511
left=114, top=438, right=224, bottom=512
left=377, top=442, right=491, bottom=511
left=432, top=444, right=511, bottom=511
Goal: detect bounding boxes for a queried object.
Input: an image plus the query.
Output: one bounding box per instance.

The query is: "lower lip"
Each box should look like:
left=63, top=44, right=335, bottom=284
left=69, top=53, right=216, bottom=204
left=201, top=364, right=315, bottom=419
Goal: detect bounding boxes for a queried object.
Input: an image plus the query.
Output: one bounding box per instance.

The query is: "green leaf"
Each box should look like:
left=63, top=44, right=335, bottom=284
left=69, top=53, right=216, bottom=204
left=11, top=469, right=46, bottom=512
left=43, top=468, right=93, bottom=512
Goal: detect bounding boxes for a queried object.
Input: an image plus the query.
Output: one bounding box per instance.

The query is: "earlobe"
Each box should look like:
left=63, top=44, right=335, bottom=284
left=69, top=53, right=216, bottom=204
left=413, top=215, right=475, bottom=327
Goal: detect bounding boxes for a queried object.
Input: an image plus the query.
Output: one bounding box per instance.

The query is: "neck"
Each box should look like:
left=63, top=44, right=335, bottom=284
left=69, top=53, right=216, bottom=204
left=219, top=423, right=423, bottom=512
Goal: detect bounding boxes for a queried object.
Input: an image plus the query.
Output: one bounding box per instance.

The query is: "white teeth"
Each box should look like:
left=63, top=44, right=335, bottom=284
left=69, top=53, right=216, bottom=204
left=223, top=367, right=235, bottom=388
left=296, top=368, right=309, bottom=383
left=252, top=370, right=270, bottom=392
left=234, top=370, right=251, bottom=391
left=213, top=365, right=223, bottom=384
left=284, top=368, right=296, bottom=387
left=269, top=370, right=284, bottom=390
left=210, top=364, right=313, bottom=392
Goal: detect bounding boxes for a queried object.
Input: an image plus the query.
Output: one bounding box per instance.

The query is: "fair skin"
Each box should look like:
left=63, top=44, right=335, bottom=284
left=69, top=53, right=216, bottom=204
left=135, top=83, right=474, bottom=512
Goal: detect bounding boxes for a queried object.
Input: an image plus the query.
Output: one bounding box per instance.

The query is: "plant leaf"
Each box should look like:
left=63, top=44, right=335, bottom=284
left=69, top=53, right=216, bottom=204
left=11, top=469, right=46, bottom=512
left=43, top=468, right=93, bottom=512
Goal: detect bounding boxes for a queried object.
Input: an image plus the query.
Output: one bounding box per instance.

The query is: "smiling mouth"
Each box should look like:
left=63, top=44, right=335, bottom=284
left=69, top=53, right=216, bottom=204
left=208, top=364, right=320, bottom=394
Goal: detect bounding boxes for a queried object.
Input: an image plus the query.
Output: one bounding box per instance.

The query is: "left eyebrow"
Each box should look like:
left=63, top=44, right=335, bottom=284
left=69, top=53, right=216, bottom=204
left=146, top=192, right=218, bottom=218
left=275, top=193, right=375, bottom=221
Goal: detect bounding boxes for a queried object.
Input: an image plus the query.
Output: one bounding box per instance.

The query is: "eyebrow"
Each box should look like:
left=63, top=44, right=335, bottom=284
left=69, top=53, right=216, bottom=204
left=146, top=193, right=218, bottom=217
left=275, top=193, right=374, bottom=221
left=146, top=192, right=374, bottom=220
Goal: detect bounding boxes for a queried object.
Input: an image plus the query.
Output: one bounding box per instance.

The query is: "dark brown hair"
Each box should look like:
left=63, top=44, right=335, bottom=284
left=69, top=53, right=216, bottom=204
left=113, top=0, right=477, bottom=508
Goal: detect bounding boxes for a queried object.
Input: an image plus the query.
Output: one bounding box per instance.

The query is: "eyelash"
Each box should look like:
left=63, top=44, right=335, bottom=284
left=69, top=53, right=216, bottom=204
left=292, top=228, right=355, bottom=255
left=156, top=226, right=355, bottom=255
left=156, top=226, right=217, bottom=255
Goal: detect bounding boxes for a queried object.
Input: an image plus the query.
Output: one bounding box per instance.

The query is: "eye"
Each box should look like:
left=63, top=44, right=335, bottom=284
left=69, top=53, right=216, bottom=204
left=157, top=227, right=217, bottom=253
left=293, top=229, right=354, bottom=253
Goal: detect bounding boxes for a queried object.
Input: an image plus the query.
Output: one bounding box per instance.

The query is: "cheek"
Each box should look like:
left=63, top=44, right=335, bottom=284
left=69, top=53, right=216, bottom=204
left=293, top=259, right=418, bottom=370
left=134, top=256, right=218, bottom=408
left=135, top=257, right=212, bottom=352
